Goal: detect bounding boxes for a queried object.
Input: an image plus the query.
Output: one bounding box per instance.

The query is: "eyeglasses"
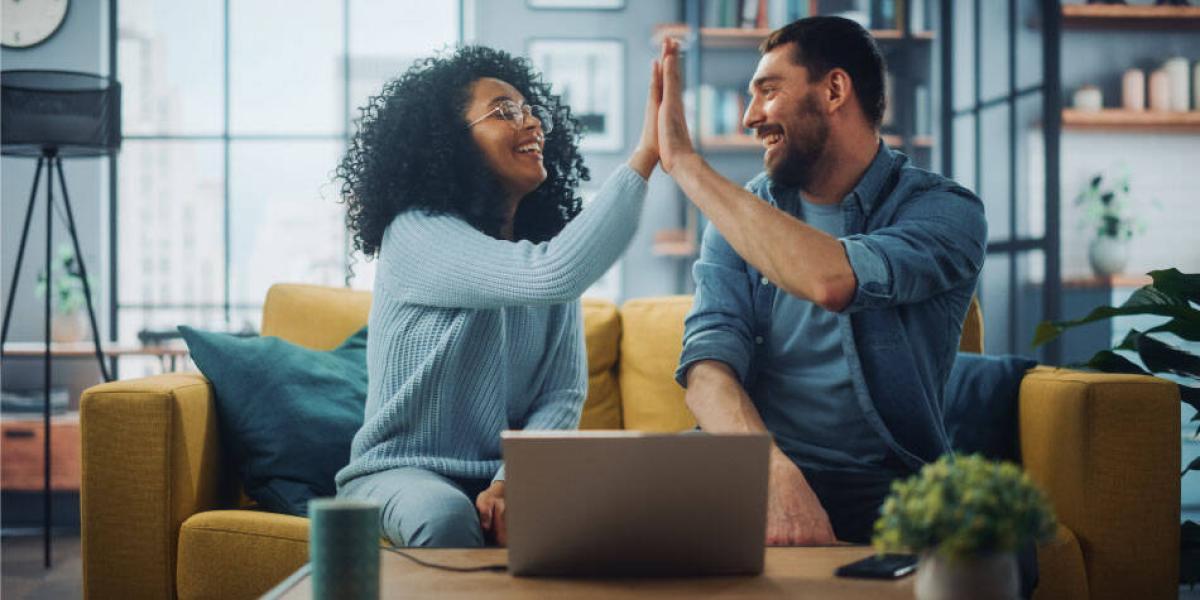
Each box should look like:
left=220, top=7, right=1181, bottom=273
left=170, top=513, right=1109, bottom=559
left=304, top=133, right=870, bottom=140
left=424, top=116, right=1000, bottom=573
left=467, top=100, right=554, bottom=134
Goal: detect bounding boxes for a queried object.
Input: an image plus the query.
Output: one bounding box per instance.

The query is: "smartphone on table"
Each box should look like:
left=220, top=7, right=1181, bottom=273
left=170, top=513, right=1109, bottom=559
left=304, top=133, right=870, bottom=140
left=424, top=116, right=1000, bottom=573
left=834, top=553, right=918, bottom=579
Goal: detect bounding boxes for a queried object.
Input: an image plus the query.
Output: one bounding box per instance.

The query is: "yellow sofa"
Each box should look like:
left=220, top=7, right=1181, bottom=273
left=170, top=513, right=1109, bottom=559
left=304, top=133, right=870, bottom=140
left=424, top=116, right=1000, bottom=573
left=80, top=284, right=1181, bottom=599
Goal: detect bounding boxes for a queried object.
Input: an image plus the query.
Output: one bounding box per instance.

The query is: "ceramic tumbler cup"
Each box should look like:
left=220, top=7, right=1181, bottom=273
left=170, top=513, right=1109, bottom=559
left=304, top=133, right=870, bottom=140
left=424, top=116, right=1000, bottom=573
left=1164, top=57, right=1189, bottom=112
left=309, top=499, right=380, bottom=600
left=1194, top=60, right=1200, bottom=112
left=1072, top=85, right=1102, bottom=111
left=1148, top=68, right=1170, bottom=112
left=1121, top=68, right=1145, bottom=111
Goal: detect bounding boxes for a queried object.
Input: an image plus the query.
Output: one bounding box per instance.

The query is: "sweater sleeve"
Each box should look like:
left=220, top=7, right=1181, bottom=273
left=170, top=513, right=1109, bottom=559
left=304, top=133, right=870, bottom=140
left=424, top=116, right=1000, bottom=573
left=379, top=165, right=647, bottom=309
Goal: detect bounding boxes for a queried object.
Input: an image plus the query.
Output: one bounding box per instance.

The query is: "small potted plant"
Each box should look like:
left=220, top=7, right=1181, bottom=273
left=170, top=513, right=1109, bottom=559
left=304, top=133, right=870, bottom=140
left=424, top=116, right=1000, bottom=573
left=35, top=243, right=94, bottom=343
left=873, top=454, right=1057, bottom=600
left=1075, top=168, right=1146, bottom=277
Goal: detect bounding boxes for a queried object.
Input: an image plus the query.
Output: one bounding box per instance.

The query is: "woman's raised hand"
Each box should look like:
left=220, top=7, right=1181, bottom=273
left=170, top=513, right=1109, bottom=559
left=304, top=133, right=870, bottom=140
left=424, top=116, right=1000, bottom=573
left=627, top=51, right=664, bottom=179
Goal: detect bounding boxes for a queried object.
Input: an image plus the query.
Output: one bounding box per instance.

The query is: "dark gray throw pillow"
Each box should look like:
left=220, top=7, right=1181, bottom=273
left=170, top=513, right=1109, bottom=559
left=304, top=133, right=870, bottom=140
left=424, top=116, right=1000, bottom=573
left=943, top=353, right=1038, bottom=462
left=178, top=325, right=367, bottom=516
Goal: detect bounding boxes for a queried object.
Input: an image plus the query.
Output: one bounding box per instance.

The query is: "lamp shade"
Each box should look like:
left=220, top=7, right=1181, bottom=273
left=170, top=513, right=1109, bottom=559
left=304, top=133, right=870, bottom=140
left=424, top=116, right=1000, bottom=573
left=1, top=70, right=121, bottom=158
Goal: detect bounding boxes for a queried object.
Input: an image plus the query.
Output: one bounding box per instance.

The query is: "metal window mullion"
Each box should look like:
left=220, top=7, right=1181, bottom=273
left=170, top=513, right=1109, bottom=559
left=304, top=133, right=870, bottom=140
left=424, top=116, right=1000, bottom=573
left=1007, top=0, right=1018, bottom=356
left=223, top=0, right=231, bottom=325
left=1042, top=0, right=1063, bottom=365
left=109, top=0, right=120, bottom=371
left=343, top=0, right=352, bottom=287
left=938, top=0, right=953, bottom=176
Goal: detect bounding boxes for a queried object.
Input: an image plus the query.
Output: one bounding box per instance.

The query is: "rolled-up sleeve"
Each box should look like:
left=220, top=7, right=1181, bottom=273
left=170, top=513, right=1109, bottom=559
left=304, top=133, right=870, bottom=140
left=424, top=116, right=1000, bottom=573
left=674, top=221, right=757, bottom=388
left=839, top=187, right=987, bottom=313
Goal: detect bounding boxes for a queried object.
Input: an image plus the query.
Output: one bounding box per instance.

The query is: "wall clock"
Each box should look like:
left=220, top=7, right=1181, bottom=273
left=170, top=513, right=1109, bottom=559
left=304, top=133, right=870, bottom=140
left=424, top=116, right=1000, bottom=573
left=2, top=0, right=70, bottom=49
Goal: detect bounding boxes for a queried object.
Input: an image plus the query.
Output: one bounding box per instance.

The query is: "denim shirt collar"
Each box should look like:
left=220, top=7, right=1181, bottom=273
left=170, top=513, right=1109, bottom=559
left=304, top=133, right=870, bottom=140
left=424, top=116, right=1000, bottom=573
left=848, top=140, right=902, bottom=216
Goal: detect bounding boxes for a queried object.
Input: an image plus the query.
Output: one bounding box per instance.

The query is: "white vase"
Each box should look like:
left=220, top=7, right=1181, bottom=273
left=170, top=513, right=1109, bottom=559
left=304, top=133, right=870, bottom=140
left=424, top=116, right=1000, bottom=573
left=1088, top=236, right=1129, bottom=278
left=915, top=552, right=1019, bottom=600
left=51, top=311, right=88, bottom=343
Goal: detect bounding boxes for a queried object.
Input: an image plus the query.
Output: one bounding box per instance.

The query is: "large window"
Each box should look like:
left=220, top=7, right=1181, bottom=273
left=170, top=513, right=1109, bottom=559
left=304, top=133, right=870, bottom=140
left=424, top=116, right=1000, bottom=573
left=116, top=0, right=459, bottom=363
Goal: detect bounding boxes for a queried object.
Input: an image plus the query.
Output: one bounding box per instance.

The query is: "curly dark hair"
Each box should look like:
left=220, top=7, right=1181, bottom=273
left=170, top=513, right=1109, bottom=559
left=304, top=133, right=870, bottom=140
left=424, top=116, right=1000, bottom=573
left=337, top=45, right=589, bottom=257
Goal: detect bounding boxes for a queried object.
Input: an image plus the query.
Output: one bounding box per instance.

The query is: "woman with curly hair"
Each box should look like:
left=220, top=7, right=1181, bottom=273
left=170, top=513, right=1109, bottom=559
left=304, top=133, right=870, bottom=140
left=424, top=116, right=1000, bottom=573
left=334, top=44, right=662, bottom=548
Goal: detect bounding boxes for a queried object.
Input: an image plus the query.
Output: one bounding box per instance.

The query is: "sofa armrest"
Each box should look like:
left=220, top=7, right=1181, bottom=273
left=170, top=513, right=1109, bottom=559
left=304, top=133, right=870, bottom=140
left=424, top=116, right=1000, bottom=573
left=1019, top=366, right=1180, bottom=600
left=80, top=372, right=237, bottom=600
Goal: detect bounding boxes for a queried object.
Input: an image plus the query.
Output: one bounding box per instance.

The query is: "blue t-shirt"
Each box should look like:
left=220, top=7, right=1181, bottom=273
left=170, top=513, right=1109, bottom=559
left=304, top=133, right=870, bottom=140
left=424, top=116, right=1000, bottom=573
left=750, top=198, right=890, bottom=473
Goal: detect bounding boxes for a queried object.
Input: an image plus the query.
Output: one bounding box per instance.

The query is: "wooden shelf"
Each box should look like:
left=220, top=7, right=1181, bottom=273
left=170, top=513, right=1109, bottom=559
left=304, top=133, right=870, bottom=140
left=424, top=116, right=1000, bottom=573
left=1062, top=109, right=1200, bottom=131
left=699, top=133, right=933, bottom=151
left=652, top=228, right=697, bottom=257
left=653, top=24, right=934, bottom=49
left=1062, top=274, right=1153, bottom=289
left=1062, top=4, right=1200, bottom=27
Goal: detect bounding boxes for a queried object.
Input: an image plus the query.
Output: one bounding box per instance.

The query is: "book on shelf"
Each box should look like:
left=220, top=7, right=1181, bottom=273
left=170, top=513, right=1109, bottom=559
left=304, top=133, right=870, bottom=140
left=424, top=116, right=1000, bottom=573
left=697, top=0, right=910, bottom=33
left=704, top=0, right=810, bottom=29
left=687, top=84, right=754, bottom=138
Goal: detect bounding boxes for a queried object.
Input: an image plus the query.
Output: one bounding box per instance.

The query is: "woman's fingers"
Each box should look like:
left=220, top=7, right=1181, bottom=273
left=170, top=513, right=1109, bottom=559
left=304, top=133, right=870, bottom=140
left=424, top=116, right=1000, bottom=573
left=495, top=500, right=508, bottom=546
left=476, top=492, right=493, bottom=530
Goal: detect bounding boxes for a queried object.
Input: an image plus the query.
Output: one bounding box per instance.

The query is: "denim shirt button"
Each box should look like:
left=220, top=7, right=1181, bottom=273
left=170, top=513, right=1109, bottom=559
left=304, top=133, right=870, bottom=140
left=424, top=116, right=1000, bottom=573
left=760, top=276, right=769, bottom=286
left=754, top=335, right=764, bottom=345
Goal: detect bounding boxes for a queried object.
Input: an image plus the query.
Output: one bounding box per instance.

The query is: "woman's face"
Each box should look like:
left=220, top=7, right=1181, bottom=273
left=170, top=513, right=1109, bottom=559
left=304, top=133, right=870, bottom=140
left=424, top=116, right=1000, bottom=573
left=465, top=77, right=548, bottom=204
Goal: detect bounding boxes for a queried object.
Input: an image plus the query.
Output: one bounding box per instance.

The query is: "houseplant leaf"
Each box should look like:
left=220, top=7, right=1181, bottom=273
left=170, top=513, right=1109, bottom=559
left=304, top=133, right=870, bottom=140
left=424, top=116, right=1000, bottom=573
left=1130, top=331, right=1200, bottom=379
left=1149, top=268, right=1200, bottom=304
left=1032, top=279, right=1200, bottom=348
left=1084, top=350, right=1149, bottom=375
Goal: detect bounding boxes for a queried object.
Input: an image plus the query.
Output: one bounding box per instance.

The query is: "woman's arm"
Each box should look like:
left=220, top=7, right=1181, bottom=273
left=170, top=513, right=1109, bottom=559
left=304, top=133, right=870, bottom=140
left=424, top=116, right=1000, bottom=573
left=380, top=165, right=646, bottom=309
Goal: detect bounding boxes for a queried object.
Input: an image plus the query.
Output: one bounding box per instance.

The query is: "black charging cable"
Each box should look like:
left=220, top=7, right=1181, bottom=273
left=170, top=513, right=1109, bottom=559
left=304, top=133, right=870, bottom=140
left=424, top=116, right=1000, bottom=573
left=381, top=545, right=507, bottom=573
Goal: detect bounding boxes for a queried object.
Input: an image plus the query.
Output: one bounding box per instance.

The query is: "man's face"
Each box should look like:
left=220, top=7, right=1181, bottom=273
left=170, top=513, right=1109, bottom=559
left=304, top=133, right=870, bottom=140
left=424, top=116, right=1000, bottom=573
left=743, top=45, right=830, bottom=188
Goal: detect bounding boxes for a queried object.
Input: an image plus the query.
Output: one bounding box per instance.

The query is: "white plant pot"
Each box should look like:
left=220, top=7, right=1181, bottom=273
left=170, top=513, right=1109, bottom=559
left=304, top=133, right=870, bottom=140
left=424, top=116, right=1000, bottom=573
left=1088, top=236, right=1129, bottom=278
left=915, top=552, right=1019, bottom=600
left=51, top=311, right=89, bottom=343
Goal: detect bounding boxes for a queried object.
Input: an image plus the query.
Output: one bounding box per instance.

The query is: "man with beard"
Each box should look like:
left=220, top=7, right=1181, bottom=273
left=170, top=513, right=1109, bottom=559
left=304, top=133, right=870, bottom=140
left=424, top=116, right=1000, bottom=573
left=657, top=17, right=988, bottom=548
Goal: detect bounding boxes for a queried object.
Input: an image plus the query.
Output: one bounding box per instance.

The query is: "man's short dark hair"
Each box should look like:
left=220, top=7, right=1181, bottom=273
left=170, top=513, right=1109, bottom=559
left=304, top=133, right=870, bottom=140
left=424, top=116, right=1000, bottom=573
left=760, top=16, right=887, bottom=129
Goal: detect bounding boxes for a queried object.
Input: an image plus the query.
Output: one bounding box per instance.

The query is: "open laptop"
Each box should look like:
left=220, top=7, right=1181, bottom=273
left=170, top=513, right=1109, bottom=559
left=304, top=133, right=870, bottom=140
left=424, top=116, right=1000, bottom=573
left=501, top=430, right=770, bottom=577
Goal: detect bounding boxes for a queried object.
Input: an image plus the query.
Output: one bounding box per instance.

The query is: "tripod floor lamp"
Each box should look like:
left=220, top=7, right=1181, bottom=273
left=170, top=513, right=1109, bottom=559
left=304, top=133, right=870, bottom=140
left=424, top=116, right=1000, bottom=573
left=1, top=70, right=121, bottom=568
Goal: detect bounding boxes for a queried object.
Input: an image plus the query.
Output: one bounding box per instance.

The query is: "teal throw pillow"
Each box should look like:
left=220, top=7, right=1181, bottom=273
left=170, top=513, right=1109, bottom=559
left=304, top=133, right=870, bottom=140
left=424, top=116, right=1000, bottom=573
left=943, top=353, right=1037, bottom=462
left=178, top=325, right=367, bottom=516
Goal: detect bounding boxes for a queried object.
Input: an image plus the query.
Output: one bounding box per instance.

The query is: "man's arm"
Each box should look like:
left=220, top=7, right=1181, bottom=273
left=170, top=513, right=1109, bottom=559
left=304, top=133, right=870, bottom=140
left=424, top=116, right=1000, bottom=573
left=685, top=360, right=837, bottom=546
left=655, top=38, right=856, bottom=312
left=671, top=156, right=857, bottom=312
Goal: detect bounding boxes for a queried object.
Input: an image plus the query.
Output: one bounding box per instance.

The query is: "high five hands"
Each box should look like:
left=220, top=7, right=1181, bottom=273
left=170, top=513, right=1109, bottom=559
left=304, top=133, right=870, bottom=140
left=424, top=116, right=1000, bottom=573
left=630, top=36, right=700, bottom=178
left=655, top=36, right=698, bottom=175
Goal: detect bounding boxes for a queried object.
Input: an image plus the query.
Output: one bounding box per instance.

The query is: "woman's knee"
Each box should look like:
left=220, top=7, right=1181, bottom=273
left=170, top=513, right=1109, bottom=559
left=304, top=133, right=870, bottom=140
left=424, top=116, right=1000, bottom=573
left=401, top=494, right=483, bottom=547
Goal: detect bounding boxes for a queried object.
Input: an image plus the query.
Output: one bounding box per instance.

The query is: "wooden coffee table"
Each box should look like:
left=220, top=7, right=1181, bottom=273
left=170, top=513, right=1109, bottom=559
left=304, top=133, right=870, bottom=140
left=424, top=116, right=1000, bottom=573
left=263, top=546, right=914, bottom=599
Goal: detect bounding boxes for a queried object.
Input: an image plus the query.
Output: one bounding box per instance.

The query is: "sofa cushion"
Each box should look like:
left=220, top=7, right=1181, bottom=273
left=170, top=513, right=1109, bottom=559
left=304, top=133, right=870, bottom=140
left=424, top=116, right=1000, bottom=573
left=179, top=325, right=368, bottom=516
left=581, top=298, right=622, bottom=429
left=177, top=510, right=310, bottom=600
left=261, top=284, right=372, bottom=351
left=619, top=296, right=696, bottom=431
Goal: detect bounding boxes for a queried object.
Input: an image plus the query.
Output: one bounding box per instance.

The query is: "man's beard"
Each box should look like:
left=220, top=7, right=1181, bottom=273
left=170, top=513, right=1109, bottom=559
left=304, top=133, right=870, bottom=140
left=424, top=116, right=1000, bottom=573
left=765, top=94, right=829, bottom=189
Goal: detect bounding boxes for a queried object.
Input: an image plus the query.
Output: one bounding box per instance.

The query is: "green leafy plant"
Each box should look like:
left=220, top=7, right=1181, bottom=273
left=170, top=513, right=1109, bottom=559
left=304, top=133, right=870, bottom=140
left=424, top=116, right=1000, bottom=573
left=1075, top=168, right=1146, bottom=240
left=34, top=244, right=92, bottom=315
left=873, top=454, right=1056, bottom=559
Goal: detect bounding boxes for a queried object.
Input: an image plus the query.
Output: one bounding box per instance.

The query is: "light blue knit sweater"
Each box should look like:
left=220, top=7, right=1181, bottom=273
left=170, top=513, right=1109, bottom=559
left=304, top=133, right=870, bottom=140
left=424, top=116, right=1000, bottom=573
left=335, top=165, right=647, bottom=488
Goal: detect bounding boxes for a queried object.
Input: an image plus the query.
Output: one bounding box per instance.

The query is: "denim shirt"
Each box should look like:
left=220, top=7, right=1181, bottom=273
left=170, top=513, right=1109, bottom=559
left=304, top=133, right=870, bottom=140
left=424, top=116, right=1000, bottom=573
left=674, top=142, right=987, bottom=469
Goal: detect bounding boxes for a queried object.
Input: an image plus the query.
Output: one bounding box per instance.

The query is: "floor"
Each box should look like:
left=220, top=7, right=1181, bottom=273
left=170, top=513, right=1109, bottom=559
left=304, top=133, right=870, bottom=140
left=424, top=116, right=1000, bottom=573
left=1, top=534, right=84, bottom=599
